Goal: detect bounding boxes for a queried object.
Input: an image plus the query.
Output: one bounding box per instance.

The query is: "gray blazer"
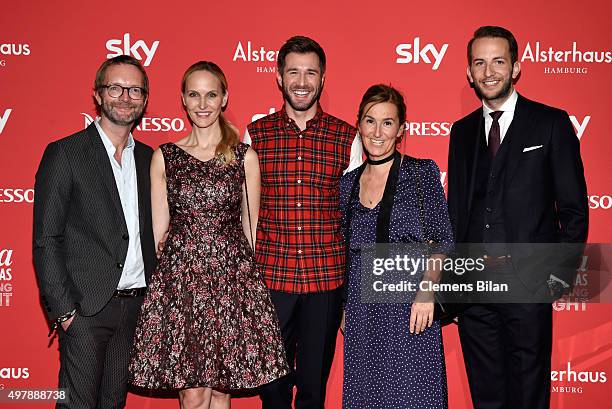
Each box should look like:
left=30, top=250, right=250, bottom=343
left=33, top=123, right=156, bottom=323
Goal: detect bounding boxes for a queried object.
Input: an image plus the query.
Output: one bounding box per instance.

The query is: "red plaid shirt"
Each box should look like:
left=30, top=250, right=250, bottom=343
left=247, top=106, right=357, bottom=293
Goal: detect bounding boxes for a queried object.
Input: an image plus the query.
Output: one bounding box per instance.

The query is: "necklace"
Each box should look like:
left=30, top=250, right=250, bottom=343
left=361, top=171, right=387, bottom=205
left=366, top=151, right=397, bottom=165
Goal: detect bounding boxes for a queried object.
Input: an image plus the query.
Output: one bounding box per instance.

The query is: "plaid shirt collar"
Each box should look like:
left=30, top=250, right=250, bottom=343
left=279, top=103, right=324, bottom=131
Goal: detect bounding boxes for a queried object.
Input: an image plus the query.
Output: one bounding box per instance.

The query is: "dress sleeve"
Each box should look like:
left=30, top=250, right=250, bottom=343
left=421, top=159, right=454, bottom=246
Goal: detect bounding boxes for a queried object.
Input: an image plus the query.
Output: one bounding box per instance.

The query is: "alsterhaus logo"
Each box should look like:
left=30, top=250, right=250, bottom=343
left=396, top=38, right=448, bottom=70
left=106, top=33, right=159, bottom=67
left=81, top=113, right=186, bottom=132
left=233, top=41, right=278, bottom=73
left=522, top=41, right=611, bottom=75
left=0, top=43, right=30, bottom=68
left=0, top=44, right=30, bottom=56
left=0, top=109, right=12, bottom=134
left=0, top=249, right=13, bottom=307
left=551, top=362, right=607, bottom=394
left=0, top=368, right=29, bottom=379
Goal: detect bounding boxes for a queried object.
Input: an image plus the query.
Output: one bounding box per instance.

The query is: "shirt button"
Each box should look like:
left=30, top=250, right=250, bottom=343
left=297, top=203, right=302, bottom=207
left=298, top=134, right=303, bottom=139
left=297, top=156, right=302, bottom=161
left=485, top=224, right=490, bottom=229
left=117, top=262, right=124, bottom=268
left=297, top=179, right=302, bottom=184
left=297, top=226, right=302, bottom=231
left=122, top=233, right=129, bottom=240
left=298, top=250, right=302, bottom=254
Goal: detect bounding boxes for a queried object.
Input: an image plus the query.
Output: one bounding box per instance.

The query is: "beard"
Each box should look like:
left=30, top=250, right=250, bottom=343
left=472, top=75, right=513, bottom=103
left=281, top=81, right=323, bottom=112
left=100, top=99, right=144, bottom=127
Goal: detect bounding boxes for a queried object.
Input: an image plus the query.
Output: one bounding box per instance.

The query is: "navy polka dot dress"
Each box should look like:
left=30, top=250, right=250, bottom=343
left=340, top=157, right=452, bottom=409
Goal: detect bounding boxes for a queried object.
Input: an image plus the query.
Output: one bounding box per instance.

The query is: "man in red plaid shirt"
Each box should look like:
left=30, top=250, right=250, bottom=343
left=245, top=36, right=362, bottom=408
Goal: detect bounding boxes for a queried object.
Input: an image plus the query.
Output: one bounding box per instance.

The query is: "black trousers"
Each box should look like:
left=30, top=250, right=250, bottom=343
left=459, top=303, right=553, bottom=409
left=260, top=287, right=343, bottom=409
left=56, top=295, right=143, bottom=409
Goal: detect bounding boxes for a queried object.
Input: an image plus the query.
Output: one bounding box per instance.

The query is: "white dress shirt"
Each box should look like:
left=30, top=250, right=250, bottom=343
left=482, top=89, right=518, bottom=146
left=95, top=120, right=146, bottom=289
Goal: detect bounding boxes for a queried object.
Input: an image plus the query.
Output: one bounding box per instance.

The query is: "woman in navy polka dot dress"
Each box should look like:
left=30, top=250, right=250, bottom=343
left=340, top=84, right=453, bottom=408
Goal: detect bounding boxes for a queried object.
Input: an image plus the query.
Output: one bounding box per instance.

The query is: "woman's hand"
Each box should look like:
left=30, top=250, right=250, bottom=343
left=340, top=310, right=346, bottom=336
left=156, top=231, right=168, bottom=258
left=409, top=301, right=434, bottom=334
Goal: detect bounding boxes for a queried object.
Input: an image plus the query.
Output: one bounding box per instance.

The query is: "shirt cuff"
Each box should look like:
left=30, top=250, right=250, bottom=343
left=549, top=274, right=570, bottom=288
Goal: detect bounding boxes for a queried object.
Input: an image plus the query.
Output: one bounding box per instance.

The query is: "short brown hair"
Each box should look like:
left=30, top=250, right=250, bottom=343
left=94, top=55, right=149, bottom=95
left=277, top=36, right=326, bottom=75
left=467, top=26, right=519, bottom=65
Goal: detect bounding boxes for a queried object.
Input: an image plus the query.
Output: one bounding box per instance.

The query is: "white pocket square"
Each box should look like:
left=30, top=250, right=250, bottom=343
left=523, top=145, right=543, bottom=152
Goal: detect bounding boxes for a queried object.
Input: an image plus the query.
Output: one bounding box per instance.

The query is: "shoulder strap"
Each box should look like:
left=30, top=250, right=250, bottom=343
left=413, top=158, right=427, bottom=241
left=376, top=151, right=402, bottom=244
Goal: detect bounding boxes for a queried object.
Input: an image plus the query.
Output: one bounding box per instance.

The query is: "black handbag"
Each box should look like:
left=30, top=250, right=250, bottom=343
left=412, top=158, right=457, bottom=325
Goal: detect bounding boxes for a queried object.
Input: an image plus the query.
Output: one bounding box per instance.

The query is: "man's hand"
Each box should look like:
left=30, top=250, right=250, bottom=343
left=340, top=310, right=345, bottom=336
left=61, top=315, right=75, bottom=331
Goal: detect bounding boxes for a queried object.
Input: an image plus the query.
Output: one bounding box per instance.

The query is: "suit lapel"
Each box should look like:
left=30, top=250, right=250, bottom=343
left=86, top=123, right=126, bottom=222
left=134, top=142, right=148, bottom=233
left=504, top=95, right=536, bottom=186
left=466, top=111, right=484, bottom=217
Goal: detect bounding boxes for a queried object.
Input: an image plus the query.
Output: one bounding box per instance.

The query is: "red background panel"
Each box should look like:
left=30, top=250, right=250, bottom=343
left=1, top=0, right=610, bottom=407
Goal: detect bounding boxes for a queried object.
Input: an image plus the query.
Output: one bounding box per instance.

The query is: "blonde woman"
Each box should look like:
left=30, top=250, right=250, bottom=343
left=129, top=62, right=288, bottom=409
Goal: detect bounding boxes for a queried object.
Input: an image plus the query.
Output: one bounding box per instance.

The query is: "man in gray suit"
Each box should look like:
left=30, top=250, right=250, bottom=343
left=33, top=55, right=156, bottom=408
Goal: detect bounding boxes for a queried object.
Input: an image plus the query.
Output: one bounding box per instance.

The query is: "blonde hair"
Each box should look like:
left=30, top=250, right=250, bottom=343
left=181, top=61, right=239, bottom=163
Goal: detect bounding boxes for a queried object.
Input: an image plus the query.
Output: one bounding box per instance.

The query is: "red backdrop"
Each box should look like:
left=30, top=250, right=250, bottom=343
left=1, top=0, right=610, bottom=407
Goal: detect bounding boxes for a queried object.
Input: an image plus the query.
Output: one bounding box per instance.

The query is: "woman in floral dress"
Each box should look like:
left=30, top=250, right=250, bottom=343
left=129, top=61, right=288, bottom=409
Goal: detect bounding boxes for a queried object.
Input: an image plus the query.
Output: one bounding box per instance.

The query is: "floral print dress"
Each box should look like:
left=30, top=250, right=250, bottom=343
left=129, top=142, right=288, bottom=390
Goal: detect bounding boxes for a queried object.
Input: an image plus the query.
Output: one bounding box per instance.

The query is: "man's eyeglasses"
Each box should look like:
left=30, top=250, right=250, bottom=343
left=99, top=85, right=146, bottom=100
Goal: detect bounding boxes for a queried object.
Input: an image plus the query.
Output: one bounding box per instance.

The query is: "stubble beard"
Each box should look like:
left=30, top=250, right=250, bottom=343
left=474, top=76, right=514, bottom=105
left=101, top=100, right=144, bottom=127
left=282, top=82, right=322, bottom=112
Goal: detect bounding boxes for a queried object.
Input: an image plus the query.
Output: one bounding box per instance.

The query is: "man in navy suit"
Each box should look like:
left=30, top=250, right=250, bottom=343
left=447, top=26, right=588, bottom=409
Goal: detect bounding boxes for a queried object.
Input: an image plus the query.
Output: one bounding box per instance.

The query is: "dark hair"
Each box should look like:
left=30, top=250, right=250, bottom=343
left=94, top=55, right=149, bottom=95
left=277, top=36, right=326, bottom=75
left=467, top=26, right=519, bottom=65
left=181, top=61, right=239, bottom=164
left=358, top=84, right=407, bottom=143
